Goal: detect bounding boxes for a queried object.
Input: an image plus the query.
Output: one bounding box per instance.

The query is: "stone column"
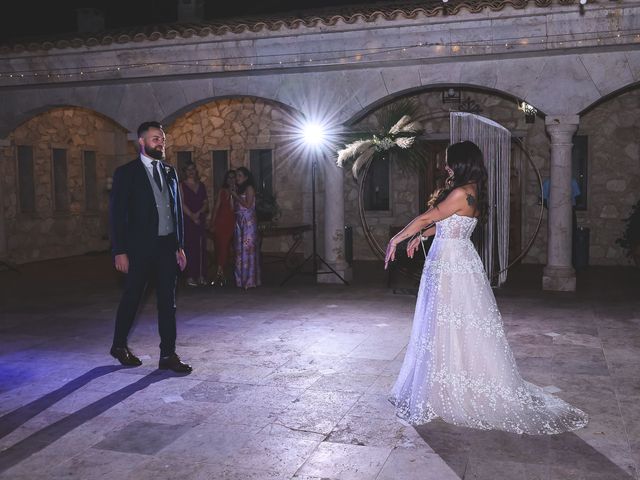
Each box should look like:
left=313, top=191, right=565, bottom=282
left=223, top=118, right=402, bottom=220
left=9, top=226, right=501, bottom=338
left=318, top=159, right=351, bottom=284
left=543, top=115, right=579, bottom=292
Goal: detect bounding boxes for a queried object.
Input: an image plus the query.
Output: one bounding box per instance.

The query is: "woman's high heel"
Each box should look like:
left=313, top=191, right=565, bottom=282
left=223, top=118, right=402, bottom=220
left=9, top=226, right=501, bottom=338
left=211, top=273, right=226, bottom=287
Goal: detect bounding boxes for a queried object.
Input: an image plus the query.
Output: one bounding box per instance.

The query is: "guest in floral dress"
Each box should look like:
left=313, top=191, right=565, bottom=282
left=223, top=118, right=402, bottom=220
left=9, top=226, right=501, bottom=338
left=179, top=161, right=209, bottom=286
left=231, top=167, right=261, bottom=290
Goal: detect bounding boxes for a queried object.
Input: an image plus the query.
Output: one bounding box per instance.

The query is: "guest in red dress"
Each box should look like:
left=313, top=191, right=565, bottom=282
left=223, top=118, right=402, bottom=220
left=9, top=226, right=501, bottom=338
left=180, top=161, right=209, bottom=286
left=210, top=170, right=236, bottom=286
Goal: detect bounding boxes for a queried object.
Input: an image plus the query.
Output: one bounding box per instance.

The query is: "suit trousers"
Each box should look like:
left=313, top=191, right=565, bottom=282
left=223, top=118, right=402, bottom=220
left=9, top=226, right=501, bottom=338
left=113, top=234, right=178, bottom=357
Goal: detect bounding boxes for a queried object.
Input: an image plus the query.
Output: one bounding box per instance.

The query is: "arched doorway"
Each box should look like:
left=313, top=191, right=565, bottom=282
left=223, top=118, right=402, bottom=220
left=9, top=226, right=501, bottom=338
left=164, top=96, right=317, bottom=267
left=343, top=85, right=545, bottom=266
left=2, top=106, right=129, bottom=263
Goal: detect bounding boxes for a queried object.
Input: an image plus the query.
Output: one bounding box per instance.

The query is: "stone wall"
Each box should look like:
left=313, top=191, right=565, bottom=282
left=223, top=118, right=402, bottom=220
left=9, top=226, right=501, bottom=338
left=576, top=89, right=640, bottom=266
left=1, top=108, right=128, bottom=263
left=166, top=97, right=311, bottom=255
left=519, top=90, right=640, bottom=266
left=2, top=89, right=637, bottom=267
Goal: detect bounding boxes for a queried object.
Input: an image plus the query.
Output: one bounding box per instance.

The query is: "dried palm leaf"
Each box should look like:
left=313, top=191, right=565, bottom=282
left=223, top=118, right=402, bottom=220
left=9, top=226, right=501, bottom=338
left=352, top=148, right=375, bottom=180
left=337, top=139, right=372, bottom=166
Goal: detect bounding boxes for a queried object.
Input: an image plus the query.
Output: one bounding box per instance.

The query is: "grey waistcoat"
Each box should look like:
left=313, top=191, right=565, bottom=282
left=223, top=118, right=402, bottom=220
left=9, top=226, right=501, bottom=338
left=143, top=164, right=175, bottom=236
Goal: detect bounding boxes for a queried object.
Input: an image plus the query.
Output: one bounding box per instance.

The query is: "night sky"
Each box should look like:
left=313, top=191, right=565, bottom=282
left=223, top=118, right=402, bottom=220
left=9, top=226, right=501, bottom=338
left=0, top=0, right=394, bottom=43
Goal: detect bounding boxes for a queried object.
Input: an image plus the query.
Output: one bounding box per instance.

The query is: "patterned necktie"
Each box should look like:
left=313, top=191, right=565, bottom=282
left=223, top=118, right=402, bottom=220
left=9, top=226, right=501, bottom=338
left=151, top=160, right=163, bottom=191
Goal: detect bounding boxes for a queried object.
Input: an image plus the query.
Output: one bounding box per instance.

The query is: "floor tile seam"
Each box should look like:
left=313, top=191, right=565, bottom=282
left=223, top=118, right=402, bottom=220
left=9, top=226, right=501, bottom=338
left=273, top=392, right=366, bottom=431
left=278, top=388, right=364, bottom=418
left=373, top=445, right=415, bottom=480
left=190, top=377, right=276, bottom=390
left=328, top=391, right=368, bottom=432
left=178, top=432, right=323, bottom=475
left=24, top=441, right=102, bottom=474
left=605, top=357, right=638, bottom=464
left=289, top=437, right=334, bottom=480
left=217, top=462, right=294, bottom=478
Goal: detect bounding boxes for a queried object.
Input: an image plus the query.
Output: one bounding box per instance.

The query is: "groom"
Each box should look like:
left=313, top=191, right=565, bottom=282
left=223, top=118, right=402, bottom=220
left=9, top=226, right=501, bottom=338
left=109, top=121, right=192, bottom=373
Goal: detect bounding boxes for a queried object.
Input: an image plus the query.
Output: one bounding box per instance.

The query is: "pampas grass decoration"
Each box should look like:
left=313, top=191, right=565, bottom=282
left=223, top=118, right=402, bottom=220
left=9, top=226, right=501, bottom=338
left=336, top=115, right=422, bottom=179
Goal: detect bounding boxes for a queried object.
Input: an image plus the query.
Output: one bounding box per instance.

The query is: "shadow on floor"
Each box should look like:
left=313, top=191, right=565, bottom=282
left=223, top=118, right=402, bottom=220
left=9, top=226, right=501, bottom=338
left=0, top=369, right=170, bottom=473
left=0, top=365, right=125, bottom=440
left=416, top=419, right=636, bottom=479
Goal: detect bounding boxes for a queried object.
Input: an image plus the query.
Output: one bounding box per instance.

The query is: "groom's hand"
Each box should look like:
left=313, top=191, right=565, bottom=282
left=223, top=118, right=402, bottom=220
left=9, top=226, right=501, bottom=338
left=176, top=249, right=187, bottom=271
left=114, top=254, right=129, bottom=274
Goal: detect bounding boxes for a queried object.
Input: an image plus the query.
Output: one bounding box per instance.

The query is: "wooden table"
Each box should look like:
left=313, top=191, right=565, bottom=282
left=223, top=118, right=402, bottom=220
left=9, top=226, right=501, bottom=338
left=258, top=223, right=312, bottom=269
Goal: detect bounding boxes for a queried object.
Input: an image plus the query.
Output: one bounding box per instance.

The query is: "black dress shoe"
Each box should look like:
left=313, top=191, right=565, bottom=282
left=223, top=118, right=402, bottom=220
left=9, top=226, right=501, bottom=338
left=158, top=353, right=193, bottom=373
left=110, top=346, right=142, bottom=366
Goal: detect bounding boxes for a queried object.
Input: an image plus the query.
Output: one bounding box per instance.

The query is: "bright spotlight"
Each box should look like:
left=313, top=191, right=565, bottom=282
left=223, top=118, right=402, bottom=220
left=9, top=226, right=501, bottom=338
left=302, top=122, right=325, bottom=146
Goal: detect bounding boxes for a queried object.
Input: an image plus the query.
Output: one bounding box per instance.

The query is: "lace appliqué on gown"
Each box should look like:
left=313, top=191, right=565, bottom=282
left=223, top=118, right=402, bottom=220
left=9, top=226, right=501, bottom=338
left=389, top=214, right=588, bottom=435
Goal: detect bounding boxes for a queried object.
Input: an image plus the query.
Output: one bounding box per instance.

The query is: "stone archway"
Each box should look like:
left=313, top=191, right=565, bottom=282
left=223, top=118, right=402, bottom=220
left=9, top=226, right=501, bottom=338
left=163, top=95, right=350, bottom=281
left=1, top=106, right=129, bottom=263
left=572, top=84, right=640, bottom=266
left=342, top=84, right=545, bottom=267
left=164, top=96, right=302, bottom=226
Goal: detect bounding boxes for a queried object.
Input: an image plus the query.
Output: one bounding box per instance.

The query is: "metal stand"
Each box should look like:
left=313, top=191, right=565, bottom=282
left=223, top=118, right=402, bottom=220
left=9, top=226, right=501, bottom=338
left=281, top=157, right=348, bottom=286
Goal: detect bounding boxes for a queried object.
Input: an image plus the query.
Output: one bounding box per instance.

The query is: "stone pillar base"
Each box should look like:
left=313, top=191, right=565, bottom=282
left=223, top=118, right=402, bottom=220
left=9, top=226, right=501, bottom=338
left=542, top=265, right=576, bottom=292
left=317, top=263, right=352, bottom=285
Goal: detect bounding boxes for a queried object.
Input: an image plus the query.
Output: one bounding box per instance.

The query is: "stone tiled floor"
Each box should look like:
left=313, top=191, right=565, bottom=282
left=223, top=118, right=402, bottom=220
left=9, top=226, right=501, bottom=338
left=0, top=254, right=639, bottom=479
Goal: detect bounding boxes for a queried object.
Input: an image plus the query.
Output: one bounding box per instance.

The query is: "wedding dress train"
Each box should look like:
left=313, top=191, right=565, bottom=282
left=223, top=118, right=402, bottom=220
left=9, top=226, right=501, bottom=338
left=390, top=214, right=588, bottom=435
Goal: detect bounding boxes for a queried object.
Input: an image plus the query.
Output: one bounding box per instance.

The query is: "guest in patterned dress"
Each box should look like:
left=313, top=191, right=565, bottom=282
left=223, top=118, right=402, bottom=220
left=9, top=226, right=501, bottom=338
left=231, top=167, right=261, bottom=290
left=179, top=161, right=209, bottom=286
left=210, top=170, right=236, bottom=286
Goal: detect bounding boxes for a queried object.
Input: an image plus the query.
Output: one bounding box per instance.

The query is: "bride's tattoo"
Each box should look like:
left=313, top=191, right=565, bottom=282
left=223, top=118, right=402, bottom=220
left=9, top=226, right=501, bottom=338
left=466, top=194, right=476, bottom=206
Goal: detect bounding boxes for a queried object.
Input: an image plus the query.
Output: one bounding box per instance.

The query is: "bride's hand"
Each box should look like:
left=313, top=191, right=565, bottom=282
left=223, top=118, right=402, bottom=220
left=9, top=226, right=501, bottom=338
left=384, top=239, right=398, bottom=270
left=407, top=236, right=421, bottom=259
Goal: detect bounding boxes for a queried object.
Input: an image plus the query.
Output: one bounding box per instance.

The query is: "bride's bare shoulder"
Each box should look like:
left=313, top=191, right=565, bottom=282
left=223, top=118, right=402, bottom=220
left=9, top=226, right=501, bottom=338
left=449, top=185, right=478, bottom=211
left=435, top=185, right=478, bottom=213
left=448, top=186, right=474, bottom=201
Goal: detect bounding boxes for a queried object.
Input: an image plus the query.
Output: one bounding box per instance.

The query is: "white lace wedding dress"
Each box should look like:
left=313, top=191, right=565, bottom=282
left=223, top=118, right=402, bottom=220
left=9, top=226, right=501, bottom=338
left=390, top=214, right=588, bottom=434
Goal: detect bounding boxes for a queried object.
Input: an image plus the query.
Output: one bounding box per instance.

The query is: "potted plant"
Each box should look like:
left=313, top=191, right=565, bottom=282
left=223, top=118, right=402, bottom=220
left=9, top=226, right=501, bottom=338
left=256, top=191, right=280, bottom=224
left=616, top=199, right=640, bottom=267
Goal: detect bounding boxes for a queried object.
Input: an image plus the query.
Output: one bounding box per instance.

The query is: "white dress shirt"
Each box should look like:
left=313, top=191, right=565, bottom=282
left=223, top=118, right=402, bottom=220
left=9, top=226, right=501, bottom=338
left=140, top=153, right=164, bottom=189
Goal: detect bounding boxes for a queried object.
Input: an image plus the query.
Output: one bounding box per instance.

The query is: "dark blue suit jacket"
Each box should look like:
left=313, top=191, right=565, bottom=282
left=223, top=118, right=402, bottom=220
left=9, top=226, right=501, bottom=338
left=109, top=158, right=184, bottom=257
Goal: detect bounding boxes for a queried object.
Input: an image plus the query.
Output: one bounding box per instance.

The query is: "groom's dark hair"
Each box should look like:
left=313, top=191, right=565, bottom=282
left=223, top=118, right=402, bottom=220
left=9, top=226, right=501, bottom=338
left=137, top=121, right=164, bottom=138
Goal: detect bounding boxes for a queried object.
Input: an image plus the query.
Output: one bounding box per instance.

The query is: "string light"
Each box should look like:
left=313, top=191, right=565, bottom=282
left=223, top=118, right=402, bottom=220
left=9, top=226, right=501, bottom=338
left=1, top=28, right=637, bottom=81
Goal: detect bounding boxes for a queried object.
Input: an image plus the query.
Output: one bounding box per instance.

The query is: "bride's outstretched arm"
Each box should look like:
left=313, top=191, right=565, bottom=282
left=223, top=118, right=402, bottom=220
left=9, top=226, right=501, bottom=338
left=384, top=189, right=466, bottom=268
left=394, top=189, right=467, bottom=244
left=406, top=223, right=436, bottom=259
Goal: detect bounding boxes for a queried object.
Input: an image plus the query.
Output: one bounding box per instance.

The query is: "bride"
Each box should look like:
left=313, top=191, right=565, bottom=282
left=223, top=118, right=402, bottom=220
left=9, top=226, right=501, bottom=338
left=384, top=140, right=588, bottom=435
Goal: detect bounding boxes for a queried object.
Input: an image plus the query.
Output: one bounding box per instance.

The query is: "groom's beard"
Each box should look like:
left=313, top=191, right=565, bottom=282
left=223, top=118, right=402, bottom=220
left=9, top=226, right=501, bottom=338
left=143, top=143, right=165, bottom=161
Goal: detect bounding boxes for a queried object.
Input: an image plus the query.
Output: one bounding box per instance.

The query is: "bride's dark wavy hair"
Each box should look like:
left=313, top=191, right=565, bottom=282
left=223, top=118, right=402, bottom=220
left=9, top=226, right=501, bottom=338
left=427, top=140, right=489, bottom=222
